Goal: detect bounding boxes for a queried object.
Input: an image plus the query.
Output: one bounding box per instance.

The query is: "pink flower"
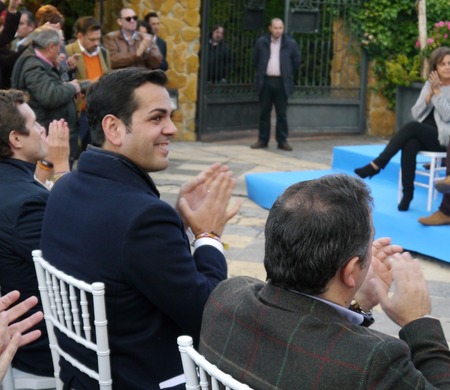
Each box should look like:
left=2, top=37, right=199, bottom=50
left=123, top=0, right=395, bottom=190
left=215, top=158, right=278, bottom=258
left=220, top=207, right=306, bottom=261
left=445, top=34, right=449, bottom=39
left=427, top=38, right=435, bottom=44
left=415, top=40, right=420, bottom=47
left=439, top=21, right=445, bottom=27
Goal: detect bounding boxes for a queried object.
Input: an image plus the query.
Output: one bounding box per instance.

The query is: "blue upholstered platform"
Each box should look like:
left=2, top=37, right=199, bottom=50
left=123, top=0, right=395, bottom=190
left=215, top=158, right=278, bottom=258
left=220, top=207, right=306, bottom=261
left=245, top=145, right=450, bottom=263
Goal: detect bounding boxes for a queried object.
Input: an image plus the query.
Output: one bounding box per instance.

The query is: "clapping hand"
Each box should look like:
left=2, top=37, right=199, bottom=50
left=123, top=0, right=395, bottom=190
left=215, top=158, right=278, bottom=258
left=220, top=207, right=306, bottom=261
left=0, top=291, right=43, bottom=383
left=354, top=237, right=402, bottom=311
left=176, top=163, right=242, bottom=236
left=429, top=70, right=442, bottom=95
left=372, top=252, right=431, bottom=327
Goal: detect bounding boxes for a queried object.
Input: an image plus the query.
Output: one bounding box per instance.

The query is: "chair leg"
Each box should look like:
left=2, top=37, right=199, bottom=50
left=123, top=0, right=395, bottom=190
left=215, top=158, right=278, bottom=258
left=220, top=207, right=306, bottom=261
left=428, top=157, right=437, bottom=212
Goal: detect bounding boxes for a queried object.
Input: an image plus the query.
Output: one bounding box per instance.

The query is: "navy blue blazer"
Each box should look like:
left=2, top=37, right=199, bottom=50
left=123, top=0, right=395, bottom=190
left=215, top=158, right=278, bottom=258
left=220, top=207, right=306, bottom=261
left=0, top=158, right=53, bottom=376
left=156, top=36, right=168, bottom=71
left=41, top=147, right=227, bottom=389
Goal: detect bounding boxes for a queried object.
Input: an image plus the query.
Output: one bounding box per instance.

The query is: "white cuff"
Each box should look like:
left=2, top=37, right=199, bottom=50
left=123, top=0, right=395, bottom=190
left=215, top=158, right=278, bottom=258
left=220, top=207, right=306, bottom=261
left=193, top=237, right=224, bottom=254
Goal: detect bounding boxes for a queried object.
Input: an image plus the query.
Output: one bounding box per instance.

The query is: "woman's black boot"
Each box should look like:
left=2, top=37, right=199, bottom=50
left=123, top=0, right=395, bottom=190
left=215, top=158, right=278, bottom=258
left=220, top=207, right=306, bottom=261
left=398, top=191, right=413, bottom=211
left=354, top=163, right=380, bottom=179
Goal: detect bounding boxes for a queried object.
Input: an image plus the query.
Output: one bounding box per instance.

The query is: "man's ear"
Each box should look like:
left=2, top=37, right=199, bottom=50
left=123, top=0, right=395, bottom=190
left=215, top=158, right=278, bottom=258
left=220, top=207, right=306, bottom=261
left=102, top=114, right=123, bottom=146
left=340, top=256, right=361, bottom=288
left=8, top=130, right=23, bottom=149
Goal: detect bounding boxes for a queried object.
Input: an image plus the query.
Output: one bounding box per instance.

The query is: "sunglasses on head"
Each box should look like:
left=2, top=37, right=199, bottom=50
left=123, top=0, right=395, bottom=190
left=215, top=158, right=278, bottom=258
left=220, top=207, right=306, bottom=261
left=122, top=16, right=138, bottom=22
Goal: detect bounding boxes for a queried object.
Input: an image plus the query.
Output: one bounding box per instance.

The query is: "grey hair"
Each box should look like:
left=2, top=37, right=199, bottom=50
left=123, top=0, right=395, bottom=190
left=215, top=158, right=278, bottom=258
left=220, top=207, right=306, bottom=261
left=31, top=26, right=61, bottom=49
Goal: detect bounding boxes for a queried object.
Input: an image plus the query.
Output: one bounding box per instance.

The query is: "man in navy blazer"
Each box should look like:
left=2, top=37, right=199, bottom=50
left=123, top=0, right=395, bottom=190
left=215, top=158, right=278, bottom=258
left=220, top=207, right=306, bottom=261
left=145, top=11, right=169, bottom=71
left=200, top=174, right=450, bottom=389
left=0, top=89, right=70, bottom=377
left=40, top=68, right=240, bottom=389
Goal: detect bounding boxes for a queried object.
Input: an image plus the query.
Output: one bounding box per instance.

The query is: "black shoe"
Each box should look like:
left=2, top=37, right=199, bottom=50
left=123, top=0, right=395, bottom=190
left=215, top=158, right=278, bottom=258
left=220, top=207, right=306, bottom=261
left=277, top=143, right=293, bottom=151
left=354, top=163, right=380, bottom=179
left=250, top=141, right=268, bottom=149
left=398, top=192, right=413, bottom=211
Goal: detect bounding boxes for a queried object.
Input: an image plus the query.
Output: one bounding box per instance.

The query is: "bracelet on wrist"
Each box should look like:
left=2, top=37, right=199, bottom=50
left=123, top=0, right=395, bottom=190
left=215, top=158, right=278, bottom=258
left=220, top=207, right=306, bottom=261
left=53, top=171, right=69, bottom=182
left=193, top=232, right=229, bottom=250
left=37, top=160, right=54, bottom=172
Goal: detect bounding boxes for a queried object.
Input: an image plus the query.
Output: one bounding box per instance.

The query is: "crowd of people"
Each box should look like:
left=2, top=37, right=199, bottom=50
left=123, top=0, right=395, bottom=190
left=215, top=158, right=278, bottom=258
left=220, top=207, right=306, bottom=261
left=0, top=2, right=450, bottom=389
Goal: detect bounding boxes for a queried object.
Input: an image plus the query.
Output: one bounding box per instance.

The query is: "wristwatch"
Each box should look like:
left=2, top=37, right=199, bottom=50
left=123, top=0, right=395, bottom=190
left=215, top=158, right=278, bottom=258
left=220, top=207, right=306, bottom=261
left=39, top=159, right=54, bottom=169
left=350, top=299, right=375, bottom=327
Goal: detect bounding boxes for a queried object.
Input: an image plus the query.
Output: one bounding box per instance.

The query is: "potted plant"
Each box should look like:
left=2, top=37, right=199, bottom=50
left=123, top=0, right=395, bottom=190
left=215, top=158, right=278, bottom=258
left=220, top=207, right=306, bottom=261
left=394, top=20, right=450, bottom=128
left=350, top=0, right=450, bottom=112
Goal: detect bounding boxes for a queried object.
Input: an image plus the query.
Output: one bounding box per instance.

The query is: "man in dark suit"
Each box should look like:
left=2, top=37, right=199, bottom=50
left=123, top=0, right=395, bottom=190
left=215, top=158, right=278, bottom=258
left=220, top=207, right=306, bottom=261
left=251, top=18, right=300, bottom=151
left=144, top=11, right=169, bottom=71
left=40, top=68, right=240, bottom=389
left=200, top=174, right=450, bottom=389
left=0, top=89, right=70, bottom=377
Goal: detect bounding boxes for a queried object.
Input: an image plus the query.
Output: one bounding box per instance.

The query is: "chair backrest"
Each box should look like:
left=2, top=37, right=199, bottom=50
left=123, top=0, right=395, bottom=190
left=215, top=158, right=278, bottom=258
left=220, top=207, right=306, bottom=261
left=177, top=336, right=253, bottom=390
left=32, top=250, right=112, bottom=390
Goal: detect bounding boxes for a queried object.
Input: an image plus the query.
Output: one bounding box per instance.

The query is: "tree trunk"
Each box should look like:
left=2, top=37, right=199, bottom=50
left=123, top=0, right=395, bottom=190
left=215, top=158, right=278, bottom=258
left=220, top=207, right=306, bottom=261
left=417, top=0, right=428, bottom=78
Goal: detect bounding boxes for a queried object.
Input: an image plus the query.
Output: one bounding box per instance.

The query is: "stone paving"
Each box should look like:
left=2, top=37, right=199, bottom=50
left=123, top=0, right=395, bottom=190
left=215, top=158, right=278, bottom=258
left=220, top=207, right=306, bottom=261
left=152, top=134, right=450, bottom=340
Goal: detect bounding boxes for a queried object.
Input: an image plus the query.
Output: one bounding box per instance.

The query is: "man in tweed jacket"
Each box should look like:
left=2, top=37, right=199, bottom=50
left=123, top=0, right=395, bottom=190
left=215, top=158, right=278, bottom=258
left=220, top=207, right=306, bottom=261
left=200, top=174, right=450, bottom=389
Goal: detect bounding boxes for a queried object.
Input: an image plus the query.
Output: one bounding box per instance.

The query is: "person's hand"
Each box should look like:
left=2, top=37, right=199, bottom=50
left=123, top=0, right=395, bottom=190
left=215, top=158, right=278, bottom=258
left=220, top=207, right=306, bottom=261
left=354, top=237, right=403, bottom=311
left=177, top=167, right=242, bottom=237
left=176, top=163, right=229, bottom=218
left=429, top=70, right=442, bottom=96
left=45, top=119, right=70, bottom=172
left=67, top=79, right=81, bottom=94
left=137, top=35, right=152, bottom=57
left=67, top=53, right=80, bottom=71
left=371, top=252, right=431, bottom=327
left=0, top=291, right=43, bottom=383
left=7, top=0, right=21, bottom=13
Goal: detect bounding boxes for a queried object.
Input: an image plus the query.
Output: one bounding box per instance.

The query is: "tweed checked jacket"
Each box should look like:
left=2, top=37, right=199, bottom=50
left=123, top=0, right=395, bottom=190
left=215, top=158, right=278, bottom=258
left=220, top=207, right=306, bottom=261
left=199, top=276, right=450, bottom=389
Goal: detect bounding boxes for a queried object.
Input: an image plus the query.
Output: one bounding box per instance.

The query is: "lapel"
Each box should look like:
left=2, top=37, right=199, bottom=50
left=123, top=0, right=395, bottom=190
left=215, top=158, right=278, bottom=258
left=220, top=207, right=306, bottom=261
left=66, top=41, right=87, bottom=79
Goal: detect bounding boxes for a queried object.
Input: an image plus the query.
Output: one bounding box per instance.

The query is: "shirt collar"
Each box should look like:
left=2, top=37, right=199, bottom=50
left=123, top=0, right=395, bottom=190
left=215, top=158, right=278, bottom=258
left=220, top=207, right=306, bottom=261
left=121, top=29, right=137, bottom=44
left=34, top=48, right=55, bottom=67
left=290, top=290, right=364, bottom=326
left=77, top=40, right=100, bottom=57
left=271, top=36, right=282, bottom=44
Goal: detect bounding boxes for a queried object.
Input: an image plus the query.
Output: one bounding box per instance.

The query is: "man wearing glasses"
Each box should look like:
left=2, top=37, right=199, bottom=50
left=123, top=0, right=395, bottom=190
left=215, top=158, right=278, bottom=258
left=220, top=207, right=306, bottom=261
left=104, top=8, right=162, bottom=70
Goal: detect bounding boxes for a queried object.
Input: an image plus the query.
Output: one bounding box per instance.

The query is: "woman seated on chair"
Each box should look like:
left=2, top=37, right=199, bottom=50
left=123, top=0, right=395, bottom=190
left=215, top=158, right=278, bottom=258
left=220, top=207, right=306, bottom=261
left=355, top=46, right=450, bottom=211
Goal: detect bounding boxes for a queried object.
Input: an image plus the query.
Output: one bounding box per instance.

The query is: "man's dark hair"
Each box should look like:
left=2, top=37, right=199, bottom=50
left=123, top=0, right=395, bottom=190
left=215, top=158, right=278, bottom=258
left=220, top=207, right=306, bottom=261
left=144, top=11, right=158, bottom=23
left=86, top=68, right=168, bottom=146
left=74, top=16, right=101, bottom=35
left=0, top=89, right=29, bottom=159
left=138, top=20, right=153, bottom=35
left=264, top=174, right=373, bottom=295
left=22, top=10, right=36, bottom=27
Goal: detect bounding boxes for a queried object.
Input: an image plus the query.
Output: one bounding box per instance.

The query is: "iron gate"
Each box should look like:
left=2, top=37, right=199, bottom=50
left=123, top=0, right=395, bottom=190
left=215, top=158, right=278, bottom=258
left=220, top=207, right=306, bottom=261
left=197, top=0, right=367, bottom=140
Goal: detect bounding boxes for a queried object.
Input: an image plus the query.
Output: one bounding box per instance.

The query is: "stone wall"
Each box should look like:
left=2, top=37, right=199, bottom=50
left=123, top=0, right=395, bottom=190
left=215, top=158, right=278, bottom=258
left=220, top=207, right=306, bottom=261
left=330, top=19, right=360, bottom=91
left=330, top=19, right=395, bottom=137
left=365, top=63, right=396, bottom=137
left=101, top=0, right=201, bottom=141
